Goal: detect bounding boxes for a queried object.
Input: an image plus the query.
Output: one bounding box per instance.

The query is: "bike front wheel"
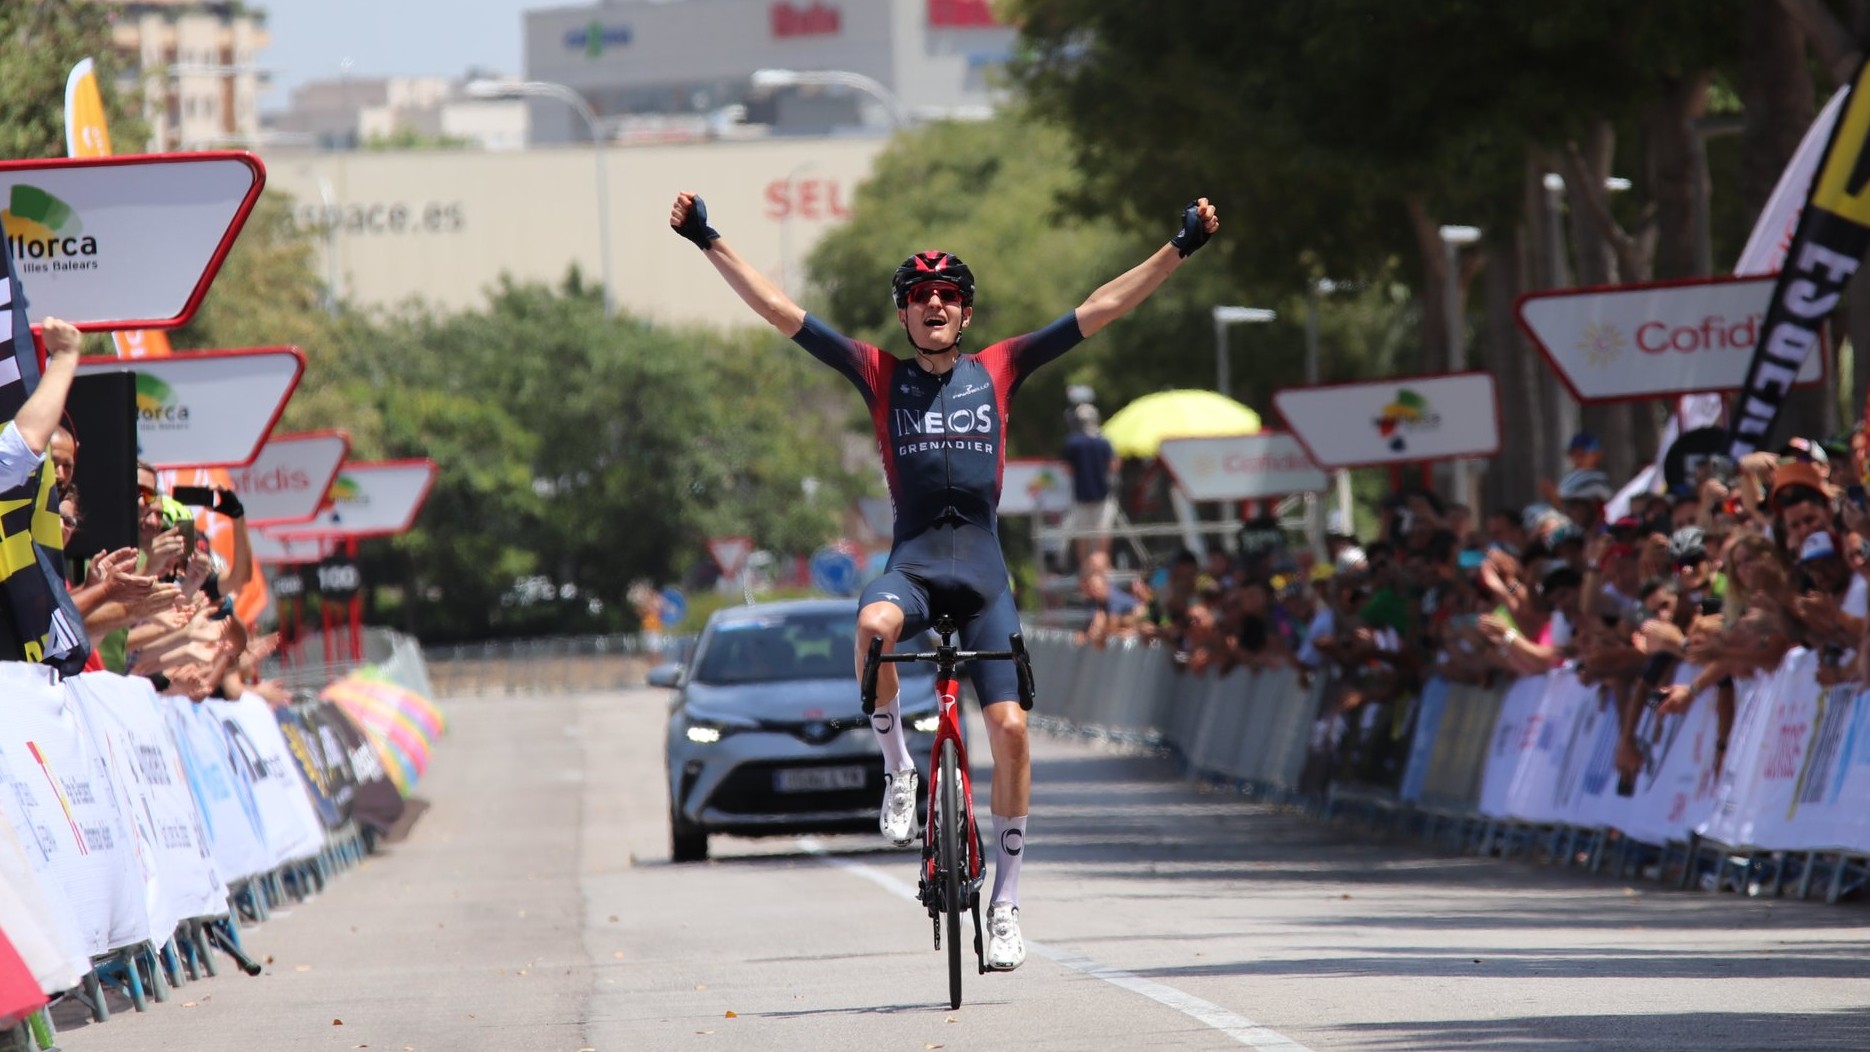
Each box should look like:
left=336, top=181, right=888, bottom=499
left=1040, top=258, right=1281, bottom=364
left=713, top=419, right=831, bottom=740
left=938, top=739, right=964, bottom=1010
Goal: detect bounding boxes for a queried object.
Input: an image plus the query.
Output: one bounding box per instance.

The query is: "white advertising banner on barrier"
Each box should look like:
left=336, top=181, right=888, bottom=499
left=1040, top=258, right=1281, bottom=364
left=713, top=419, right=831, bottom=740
left=77, top=347, right=304, bottom=468
left=71, top=673, right=228, bottom=932
left=1158, top=432, right=1328, bottom=501
left=1000, top=459, right=1073, bottom=516
left=0, top=664, right=146, bottom=955
left=0, top=153, right=264, bottom=329
left=204, top=695, right=327, bottom=869
left=1478, top=675, right=1548, bottom=819
left=1274, top=372, right=1499, bottom=468
left=268, top=458, right=439, bottom=539
left=163, top=695, right=272, bottom=885
left=0, top=813, right=88, bottom=996
left=1516, top=275, right=1823, bottom=403
left=225, top=430, right=350, bottom=526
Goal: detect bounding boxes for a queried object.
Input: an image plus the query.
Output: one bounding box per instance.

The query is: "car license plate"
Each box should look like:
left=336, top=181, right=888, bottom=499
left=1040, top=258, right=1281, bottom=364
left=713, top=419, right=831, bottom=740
left=773, top=766, right=866, bottom=793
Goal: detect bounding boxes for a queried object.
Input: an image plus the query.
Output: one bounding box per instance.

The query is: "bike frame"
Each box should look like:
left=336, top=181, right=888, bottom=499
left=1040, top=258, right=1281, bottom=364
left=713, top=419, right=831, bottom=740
left=925, top=656, right=985, bottom=896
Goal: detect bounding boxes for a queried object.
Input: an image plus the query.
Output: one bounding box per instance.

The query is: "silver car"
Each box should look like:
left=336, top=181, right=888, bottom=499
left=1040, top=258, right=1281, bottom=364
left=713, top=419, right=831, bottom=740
left=651, top=599, right=939, bottom=862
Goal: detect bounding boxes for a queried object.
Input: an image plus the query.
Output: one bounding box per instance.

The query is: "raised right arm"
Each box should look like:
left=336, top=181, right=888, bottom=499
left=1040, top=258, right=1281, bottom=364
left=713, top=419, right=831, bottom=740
left=670, top=190, right=805, bottom=337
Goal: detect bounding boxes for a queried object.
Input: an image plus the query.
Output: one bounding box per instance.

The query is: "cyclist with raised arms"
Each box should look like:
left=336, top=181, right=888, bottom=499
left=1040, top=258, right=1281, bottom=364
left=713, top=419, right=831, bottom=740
left=670, top=189, right=1219, bottom=971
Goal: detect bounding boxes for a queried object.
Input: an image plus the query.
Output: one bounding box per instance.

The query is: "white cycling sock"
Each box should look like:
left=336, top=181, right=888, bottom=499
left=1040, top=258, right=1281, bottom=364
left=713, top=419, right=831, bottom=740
left=991, top=814, right=1027, bottom=907
left=870, top=695, right=915, bottom=773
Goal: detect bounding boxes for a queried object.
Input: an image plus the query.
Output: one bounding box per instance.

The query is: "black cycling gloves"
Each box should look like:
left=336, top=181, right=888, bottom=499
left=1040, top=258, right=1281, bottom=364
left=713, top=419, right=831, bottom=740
left=211, top=487, right=244, bottom=520
left=1169, top=199, right=1212, bottom=258
left=674, top=195, right=721, bottom=251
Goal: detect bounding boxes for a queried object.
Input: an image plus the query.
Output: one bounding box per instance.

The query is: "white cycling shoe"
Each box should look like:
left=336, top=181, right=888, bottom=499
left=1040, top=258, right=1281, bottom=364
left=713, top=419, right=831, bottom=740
left=985, top=902, right=1025, bottom=971
left=880, top=767, right=919, bottom=846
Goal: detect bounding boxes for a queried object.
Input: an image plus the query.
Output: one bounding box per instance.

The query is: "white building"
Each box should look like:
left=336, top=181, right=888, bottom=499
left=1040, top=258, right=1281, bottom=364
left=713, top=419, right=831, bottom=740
left=107, top=0, right=270, bottom=151
left=270, top=75, right=530, bottom=152
left=522, top=0, right=1017, bottom=144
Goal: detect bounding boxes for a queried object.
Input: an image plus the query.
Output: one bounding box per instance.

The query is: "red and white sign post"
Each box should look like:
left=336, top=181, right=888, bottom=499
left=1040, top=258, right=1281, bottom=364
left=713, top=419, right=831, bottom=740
left=708, top=536, right=755, bottom=580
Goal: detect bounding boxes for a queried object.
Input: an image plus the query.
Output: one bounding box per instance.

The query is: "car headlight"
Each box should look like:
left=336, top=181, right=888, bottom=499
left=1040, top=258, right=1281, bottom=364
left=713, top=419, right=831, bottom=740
left=911, top=713, right=940, bottom=734
left=686, top=725, right=723, bottom=744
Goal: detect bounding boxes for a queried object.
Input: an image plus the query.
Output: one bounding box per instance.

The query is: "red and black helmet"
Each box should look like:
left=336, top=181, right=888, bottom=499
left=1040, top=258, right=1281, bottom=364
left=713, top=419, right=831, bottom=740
left=891, top=250, right=976, bottom=308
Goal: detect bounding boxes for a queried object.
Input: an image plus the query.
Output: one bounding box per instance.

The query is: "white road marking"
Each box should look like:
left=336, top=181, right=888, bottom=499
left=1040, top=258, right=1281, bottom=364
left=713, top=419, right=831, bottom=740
left=798, top=838, right=1316, bottom=1051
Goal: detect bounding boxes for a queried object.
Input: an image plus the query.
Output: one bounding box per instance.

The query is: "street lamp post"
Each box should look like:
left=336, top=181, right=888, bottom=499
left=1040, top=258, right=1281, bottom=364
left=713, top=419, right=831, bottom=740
left=1211, top=305, right=1276, bottom=399
left=1438, top=225, right=1482, bottom=512
left=750, top=68, right=909, bottom=130
left=467, top=78, right=615, bottom=317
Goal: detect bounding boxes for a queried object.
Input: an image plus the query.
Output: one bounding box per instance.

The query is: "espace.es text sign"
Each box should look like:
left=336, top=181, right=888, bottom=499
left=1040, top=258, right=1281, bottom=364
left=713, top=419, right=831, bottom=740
left=1158, top=433, right=1327, bottom=501
left=76, top=347, right=303, bottom=469
left=0, top=153, right=264, bottom=329
left=1516, top=275, right=1822, bottom=403
left=1274, top=372, right=1500, bottom=469
left=225, top=430, right=350, bottom=527
left=268, top=459, right=438, bottom=540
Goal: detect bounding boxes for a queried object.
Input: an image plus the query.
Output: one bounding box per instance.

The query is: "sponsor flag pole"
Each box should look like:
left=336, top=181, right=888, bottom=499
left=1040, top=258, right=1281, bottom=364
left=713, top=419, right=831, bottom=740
left=1727, top=61, right=1870, bottom=457
left=66, top=56, right=275, bottom=626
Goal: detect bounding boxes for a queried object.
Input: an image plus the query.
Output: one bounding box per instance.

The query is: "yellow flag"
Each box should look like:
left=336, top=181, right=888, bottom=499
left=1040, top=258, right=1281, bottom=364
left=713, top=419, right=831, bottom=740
left=63, top=57, right=113, bottom=158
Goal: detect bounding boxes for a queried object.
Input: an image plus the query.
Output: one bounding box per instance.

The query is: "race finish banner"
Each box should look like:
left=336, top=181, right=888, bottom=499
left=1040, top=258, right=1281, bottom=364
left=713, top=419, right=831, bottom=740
left=1516, top=275, right=1822, bottom=402
left=0, top=153, right=264, bottom=330
left=77, top=347, right=304, bottom=468
left=268, top=459, right=439, bottom=539
left=1157, top=432, right=1326, bottom=501
left=1000, top=458, right=1073, bottom=515
left=1727, top=57, right=1870, bottom=457
left=224, top=430, right=350, bottom=526
left=1273, top=372, right=1500, bottom=469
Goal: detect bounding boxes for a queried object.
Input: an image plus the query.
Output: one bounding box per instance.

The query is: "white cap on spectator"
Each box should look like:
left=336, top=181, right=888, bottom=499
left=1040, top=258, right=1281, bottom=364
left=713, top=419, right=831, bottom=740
left=1335, top=546, right=1368, bottom=574
left=1799, top=530, right=1840, bottom=564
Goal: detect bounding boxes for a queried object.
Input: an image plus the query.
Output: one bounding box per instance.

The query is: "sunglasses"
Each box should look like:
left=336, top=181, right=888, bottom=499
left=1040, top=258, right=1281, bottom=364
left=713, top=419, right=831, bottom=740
left=909, top=283, right=965, bottom=306
left=1674, top=554, right=1707, bottom=569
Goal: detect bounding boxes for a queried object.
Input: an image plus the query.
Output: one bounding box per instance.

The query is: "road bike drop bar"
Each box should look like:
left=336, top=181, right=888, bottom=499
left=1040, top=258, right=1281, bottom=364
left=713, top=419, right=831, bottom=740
left=860, top=635, right=1037, bottom=715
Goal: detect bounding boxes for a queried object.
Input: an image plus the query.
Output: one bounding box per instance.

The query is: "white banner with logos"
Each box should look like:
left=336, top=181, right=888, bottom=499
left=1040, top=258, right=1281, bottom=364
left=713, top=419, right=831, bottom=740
left=77, top=347, right=304, bottom=468
left=0, top=806, right=88, bottom=996
left=0, top=153, right=264, bottom=329
left=70, top=673, right=228, bottom=933
left=1516, top=276, right=1822, bottom=402
left=161, top=694, right=273, bottom=885
left=1000, top=459, right=1073, bottom=516
left=226, top=430, right=350, bottom=526
left=1158, top=432, right=1327, bottom=501
left=203, top=695, right=328, bottom=871
left=268, top=459, right=438, bottom=539
left=0, top=664, right=146, bottom=956
left=1273, top=372, right=1499, bottom=468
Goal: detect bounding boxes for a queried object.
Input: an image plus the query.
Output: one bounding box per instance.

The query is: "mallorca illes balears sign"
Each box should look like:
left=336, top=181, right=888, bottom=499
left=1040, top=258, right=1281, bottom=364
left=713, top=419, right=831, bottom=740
left=1274, top=372, right=1500, bottom=469
left=269, top=459, right=439, bottom=540
left=77, top=348, right=304, bottom=469
left=0, top=153, right=264, bottom=330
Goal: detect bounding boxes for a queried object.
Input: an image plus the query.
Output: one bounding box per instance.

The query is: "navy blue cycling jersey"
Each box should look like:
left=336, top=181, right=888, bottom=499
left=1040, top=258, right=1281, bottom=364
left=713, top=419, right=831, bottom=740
left=791, top=312, right=1084, bottom=546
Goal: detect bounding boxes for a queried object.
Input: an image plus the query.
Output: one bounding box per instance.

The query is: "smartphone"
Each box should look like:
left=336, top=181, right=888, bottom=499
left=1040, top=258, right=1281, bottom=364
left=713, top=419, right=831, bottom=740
left=171, top=485, right=214, bottom=506
left=1847, top=484, right=1867, bottom=511
left=174, top=518, right=197, bottom=551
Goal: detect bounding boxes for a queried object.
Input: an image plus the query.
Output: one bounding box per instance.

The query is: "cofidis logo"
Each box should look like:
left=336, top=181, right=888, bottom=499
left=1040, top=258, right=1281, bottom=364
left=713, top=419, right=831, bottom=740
left=134, top=374, right=190, bottom=429
left=1372, top=389, right=1439, bottom=453
left=1, top=185, right=99, bottom=274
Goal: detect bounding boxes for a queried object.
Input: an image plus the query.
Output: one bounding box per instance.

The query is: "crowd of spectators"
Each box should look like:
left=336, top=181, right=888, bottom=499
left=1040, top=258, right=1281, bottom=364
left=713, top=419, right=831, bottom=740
left=1073, top=425, right=1868, bottom=791
left=3, top=318, right=285, bottom=704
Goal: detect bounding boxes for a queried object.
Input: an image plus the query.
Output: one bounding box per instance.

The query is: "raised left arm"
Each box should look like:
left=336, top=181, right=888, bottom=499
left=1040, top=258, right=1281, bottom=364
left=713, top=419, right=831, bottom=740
left=1074, top=198, right=1219, bottom=339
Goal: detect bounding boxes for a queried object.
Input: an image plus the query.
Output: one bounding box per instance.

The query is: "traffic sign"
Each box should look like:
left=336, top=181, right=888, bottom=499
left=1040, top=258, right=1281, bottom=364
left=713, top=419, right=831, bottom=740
left=810, top=545, right=859, bottom=596
left=707, top=535, right=754, bottom=577
left=658, top=586, right=687, bottom=627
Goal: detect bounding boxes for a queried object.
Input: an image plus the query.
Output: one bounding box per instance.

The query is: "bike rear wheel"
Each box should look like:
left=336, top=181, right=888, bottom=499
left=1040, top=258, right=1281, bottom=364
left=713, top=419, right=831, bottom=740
left=938, top=739, right=964, bottom=1010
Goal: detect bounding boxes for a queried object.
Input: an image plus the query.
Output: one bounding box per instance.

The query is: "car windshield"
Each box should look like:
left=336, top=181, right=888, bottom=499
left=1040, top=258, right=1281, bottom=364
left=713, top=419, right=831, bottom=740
left=691, top=611, right=932, bottom=686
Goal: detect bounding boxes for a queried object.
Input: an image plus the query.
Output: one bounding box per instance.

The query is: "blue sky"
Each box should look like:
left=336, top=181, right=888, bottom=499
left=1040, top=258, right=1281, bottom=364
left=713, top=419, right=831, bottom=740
left=259, top=0, right=539, bottom=109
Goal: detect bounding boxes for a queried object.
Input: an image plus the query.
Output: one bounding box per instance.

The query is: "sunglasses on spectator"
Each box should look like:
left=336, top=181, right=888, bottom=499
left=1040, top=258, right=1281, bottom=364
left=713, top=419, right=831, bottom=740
left=1674, top=554, right=1706, bottom=569
left=909, top=283, right=965, bottom=306
left=137, top=485, right=158, bottom=503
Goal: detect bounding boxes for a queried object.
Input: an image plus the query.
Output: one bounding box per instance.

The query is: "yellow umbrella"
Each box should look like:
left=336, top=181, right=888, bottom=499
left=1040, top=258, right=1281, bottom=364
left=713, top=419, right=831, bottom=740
left=1102, top=389, right=1262, bottom=458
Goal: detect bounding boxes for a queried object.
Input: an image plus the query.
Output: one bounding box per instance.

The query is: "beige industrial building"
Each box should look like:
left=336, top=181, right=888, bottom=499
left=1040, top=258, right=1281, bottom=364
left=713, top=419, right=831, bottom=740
left=107, top=0, right=270, bottom=151
left=259, top=135, right=887, bottom=326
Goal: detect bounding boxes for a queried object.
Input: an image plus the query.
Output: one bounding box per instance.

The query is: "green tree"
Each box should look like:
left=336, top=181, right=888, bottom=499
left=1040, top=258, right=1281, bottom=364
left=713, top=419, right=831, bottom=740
left=0, top=1, right=142, bottom=159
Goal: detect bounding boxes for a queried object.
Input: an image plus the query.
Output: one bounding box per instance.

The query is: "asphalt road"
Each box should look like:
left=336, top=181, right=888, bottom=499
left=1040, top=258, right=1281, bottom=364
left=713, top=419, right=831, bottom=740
left=58, top=685, right=1870, bottom=1051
